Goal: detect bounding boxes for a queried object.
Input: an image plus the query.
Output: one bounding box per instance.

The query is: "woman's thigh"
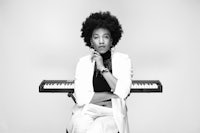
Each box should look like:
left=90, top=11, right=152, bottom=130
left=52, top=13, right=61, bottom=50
left=87, top=116, right=118, bottom=133
left=68, top=104, right=118, bottom=133
left=68, top=107, right=94, bottom=133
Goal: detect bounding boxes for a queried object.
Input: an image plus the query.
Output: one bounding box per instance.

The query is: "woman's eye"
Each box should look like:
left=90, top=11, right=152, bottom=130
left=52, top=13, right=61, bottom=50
left=104, top=35, right=110, bottom=39
left=93, top=36, right=98, bottom=39
left=92, top=35, right=98, bottom=39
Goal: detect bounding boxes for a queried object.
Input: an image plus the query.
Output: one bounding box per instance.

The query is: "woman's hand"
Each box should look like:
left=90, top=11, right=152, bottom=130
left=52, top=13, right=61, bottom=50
left=92, top=51, right=105, bottom=71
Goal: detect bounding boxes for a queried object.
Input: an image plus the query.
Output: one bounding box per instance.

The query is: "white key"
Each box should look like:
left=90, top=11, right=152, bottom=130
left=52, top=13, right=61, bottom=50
left=132, top=84, right=140, bottom=88
left=152, top=83, right=157, bottom=88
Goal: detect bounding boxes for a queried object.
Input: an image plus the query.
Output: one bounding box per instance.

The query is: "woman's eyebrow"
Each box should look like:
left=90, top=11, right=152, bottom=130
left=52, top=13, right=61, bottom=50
left=100, top=32, right=111, bottom=36
left=92, top=32, right=110, bottom=36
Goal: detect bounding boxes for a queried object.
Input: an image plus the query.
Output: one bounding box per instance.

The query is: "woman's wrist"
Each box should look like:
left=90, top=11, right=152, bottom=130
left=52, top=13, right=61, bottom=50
left=100, top=67, right=109, bottom=74
left=99, top=65, right=105, bottom=71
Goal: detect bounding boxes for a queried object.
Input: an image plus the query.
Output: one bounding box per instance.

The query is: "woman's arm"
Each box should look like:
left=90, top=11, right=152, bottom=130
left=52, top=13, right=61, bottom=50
left=92, top=51, right=118, bottom=91
left=101, top=68, right=118, bottom=91
left=113, top=55, right=132, bottom=99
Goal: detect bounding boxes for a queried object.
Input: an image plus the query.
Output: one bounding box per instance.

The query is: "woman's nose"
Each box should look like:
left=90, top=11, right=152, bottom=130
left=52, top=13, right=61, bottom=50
left=99, top=37, right=104, bottom=44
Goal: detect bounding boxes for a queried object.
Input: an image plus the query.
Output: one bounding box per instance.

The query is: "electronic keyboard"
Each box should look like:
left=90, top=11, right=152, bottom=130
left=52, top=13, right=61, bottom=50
left=39, top=80, right=162, bottom=93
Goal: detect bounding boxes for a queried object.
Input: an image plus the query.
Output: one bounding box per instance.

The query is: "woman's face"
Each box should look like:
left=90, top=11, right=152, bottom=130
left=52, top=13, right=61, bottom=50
left=91, top=28, right=112, bottom=54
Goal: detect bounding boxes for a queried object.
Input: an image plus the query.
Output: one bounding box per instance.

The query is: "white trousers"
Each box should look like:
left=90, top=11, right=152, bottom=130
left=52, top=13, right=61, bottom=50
left=67, top=104, right=118, bottom=133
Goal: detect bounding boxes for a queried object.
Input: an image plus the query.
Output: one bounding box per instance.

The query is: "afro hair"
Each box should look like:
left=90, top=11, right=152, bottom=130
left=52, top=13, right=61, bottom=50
left=81, top=11, right=123, bottom=48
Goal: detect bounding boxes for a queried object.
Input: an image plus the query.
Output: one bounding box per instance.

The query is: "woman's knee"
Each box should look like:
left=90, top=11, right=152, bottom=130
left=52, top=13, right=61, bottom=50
left=70, top=113, right=93, bottom=132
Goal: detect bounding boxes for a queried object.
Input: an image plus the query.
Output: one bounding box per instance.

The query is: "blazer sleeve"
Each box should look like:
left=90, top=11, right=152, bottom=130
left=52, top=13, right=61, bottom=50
left=74, top=58, right=94, bottom=107
left=113, top=55, right=132, bottom=100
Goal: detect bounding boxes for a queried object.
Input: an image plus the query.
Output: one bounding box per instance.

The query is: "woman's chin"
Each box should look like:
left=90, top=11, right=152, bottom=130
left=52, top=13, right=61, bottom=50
left=98, top=50, right=108, bottom=54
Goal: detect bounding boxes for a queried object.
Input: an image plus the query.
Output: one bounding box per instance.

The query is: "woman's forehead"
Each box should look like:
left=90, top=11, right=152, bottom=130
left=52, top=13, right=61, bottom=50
left=92, top=28, right=111, bottom=35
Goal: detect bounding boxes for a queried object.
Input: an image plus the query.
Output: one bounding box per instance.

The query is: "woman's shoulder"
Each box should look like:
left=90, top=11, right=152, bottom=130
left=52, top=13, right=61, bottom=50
left=112, top=52, right=130, bottom=59
left=78, top=54, right=91, bottom=63
left=77, top=52, right=130, bottom=62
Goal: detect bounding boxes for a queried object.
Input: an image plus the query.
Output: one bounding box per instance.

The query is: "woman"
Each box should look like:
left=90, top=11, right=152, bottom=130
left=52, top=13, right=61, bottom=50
left=67, top=11, right=132, bottom=133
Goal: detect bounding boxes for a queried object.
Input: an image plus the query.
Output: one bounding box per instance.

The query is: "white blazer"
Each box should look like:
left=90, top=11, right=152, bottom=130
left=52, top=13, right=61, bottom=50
left=74, top=51, right=132, bottom=133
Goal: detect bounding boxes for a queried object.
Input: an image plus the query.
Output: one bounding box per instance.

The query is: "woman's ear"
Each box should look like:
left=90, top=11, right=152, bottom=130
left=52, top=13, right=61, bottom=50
left=110, top=40, right=113, bottom=48
left=90, top=39, right=94, bottom=48
left=90, top=43, right=93, bottom=48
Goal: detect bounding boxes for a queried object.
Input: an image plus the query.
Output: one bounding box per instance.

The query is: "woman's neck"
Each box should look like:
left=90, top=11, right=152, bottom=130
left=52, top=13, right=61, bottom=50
left=100, top=50, right=111, bottom=60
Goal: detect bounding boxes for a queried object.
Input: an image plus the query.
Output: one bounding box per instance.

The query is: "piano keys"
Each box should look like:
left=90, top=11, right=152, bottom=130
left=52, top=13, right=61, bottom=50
left=39, top=80, right=162, bottom=93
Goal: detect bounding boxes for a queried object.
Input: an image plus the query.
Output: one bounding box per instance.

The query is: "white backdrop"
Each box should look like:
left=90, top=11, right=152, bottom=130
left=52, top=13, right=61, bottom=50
left=1, top=0, right=200, bottom=133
